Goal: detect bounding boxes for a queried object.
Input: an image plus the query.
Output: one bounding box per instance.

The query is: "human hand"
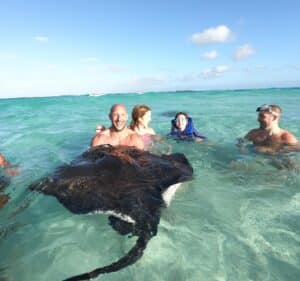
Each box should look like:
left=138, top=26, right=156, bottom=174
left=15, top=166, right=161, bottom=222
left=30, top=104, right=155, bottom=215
left=236, top=138, right=246, bottom=147
left=96, top=125, right=106, bottom=134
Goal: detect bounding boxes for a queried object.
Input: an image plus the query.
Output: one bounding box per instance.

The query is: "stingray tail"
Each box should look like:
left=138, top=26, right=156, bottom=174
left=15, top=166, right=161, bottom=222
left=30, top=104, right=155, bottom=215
left=63, top=231, right=151, bottom=281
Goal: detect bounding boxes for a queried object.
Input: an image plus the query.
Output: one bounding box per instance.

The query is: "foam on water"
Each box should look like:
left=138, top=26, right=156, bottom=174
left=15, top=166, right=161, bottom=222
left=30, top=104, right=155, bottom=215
left=0, top=88, right=300, bottom=280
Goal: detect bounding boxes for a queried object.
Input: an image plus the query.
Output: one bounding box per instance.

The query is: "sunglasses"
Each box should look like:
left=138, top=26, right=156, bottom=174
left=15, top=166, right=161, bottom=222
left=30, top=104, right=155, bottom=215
left=256, top=104, right=279, bottom=117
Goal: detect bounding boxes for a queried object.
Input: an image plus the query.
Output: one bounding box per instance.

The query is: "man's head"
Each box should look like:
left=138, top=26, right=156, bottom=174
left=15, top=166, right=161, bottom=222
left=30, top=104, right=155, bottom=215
left=109, top=104, right=128, bottom=132
left=256, top=104, right=281, bottom=129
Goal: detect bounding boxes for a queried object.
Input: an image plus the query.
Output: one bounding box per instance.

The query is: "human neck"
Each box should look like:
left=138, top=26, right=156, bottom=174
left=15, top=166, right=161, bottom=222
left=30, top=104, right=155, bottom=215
left=264, top=123, right=280, bottom=135
left=136, top=123, right=147, bottom=132
left=110, top=127, right=128, bottom=135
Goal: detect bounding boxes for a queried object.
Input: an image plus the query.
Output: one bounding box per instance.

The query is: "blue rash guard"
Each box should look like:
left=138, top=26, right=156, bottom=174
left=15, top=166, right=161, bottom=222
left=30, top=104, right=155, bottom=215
left=169, top=117, right=207, bottom=141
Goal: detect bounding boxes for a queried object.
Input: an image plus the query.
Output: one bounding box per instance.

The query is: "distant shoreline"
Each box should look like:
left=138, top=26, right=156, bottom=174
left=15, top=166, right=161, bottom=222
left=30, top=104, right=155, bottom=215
left=1, top=86, right=300, bottom=100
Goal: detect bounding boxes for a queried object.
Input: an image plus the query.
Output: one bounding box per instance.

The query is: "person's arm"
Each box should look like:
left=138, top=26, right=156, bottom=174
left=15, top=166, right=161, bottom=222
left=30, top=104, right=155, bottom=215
left=194, top=136, right=204, bottom=142
left=244, top=130, right=255, bottom=141
left=0, top=154, right=19, bottom=176
left=0, top=154, right=10, bottom=168
left=282, top=131, right=298, bottom=145
left=131, top=134, right=145, bottom=150
left=193, top=127, right=207, bottom=140
left=236, top=131, right=254, bottom=154
left=91, top=133, right=106, bottom=147
left=236, top=137, right=247, bottom=147
left=239, top=129, right=259, bottom=145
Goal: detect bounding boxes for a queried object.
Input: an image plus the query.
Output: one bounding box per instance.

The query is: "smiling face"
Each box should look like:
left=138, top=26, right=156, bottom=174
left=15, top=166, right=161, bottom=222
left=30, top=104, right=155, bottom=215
left=175, top=114, right=188, bottom=132
left=109, top=105, right=128, bottom=132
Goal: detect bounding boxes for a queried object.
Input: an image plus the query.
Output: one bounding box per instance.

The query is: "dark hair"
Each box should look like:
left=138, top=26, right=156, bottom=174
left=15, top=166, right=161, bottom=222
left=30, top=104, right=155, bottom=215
left=130, top=104, right=151, bottom=129
left=174, top=112, right=189, bottom=120
left=172, top=112, right=189, bottom=130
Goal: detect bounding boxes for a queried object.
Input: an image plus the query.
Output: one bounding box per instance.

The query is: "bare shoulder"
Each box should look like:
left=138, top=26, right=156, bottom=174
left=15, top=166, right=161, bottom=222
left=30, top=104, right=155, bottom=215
left=148, top=128, right=156, bottom=135
left=126, top=127, right=136, bottom=134
left=91, top=129, right=110, bottom=147
left=128, top=133, right=144, bottom=150
left=281, top=130, right=298, bottom=145
left=129, top=132, right=143, bottom=142
left=129, top=133, right=142, bottom=140
left=245, top=128, right=260, bottom=140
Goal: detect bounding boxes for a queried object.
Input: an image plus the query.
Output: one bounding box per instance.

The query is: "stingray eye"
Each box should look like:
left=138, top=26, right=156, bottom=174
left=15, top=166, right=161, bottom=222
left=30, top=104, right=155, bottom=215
left=96, top=153, right=106, bottom=161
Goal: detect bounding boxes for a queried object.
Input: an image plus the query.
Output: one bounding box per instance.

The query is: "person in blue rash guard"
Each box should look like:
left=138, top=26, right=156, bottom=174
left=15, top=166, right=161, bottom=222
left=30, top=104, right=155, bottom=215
left=169, top=112, right=206, bottom=142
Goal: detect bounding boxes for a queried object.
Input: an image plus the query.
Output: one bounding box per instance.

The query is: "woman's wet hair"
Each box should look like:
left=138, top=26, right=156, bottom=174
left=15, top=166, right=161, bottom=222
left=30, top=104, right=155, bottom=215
left=130, top=104, right=151, bottom=129
left=174, top=112, right=189, bottom=120
left=172, top=112, right=189, bottom=129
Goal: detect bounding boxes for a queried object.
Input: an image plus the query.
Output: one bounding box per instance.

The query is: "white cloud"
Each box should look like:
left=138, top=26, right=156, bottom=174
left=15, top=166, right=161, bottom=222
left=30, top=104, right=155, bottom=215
left=201, top=65, right=230, bottom=78
left=191, top=25, right=233, bottom=45
left=80, top=57, right=99, bottom=63
left=34, top=36, right=49, bottom=43
left=201, top=50, right=218, bottom=60
left=234, top=44, right=255, bottom=60
left=0, top=52, right=17, bottom=60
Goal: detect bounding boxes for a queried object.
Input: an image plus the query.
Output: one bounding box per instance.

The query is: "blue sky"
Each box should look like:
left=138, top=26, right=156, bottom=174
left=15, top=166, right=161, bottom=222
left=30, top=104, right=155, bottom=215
left=0, top=0, right=300, bottom=98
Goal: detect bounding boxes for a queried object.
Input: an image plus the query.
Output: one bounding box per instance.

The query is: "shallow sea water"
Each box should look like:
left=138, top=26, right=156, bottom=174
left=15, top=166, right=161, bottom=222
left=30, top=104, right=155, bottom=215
left=0, top=88, right=300, bottom=281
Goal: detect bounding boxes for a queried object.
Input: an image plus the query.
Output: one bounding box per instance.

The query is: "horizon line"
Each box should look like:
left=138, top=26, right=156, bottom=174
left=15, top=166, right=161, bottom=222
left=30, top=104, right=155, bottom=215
left=1, top=86, right=299, bottom=100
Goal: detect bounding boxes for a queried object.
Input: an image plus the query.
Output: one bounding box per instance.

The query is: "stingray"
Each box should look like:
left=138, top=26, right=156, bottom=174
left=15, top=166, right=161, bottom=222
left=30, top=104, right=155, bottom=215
left=30, top=145, right=193, bottom=280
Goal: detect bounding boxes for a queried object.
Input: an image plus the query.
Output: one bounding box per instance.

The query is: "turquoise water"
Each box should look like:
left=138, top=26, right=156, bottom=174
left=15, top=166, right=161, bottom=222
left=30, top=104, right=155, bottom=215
left=0, top=88, right=300, bottom=281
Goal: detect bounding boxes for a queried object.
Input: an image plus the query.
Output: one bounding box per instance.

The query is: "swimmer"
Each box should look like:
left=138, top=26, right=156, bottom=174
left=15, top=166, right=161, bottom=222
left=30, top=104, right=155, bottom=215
left=241, top=104, right=298, bottom=153
left=91, top=104, right=144, bottom=150
left=130, top=104, right=156, bottom=149
left=169, top=112, right=206, bottom=142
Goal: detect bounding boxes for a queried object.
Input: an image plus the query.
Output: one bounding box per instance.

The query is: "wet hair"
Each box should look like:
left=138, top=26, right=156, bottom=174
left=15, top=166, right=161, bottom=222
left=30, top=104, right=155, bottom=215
left=269, top=105, right=282, bottom=115
left=174, top=112, right=189, bottom=120
left=171, top=112, right=189, bottom=130
left=130, top=104, right=151, bottom=129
